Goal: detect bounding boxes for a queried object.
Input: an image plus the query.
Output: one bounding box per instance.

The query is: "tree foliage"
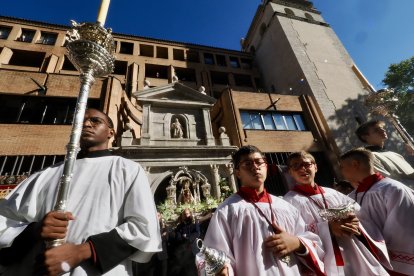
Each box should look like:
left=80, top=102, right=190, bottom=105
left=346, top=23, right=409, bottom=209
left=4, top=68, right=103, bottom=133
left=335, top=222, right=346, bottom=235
left=382, top=56, right=414, bottom=136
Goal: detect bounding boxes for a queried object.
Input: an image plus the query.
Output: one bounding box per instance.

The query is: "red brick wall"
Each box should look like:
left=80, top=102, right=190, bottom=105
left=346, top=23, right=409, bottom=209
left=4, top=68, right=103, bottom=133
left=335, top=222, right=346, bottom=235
left=0, top=124, right=71, bottom=155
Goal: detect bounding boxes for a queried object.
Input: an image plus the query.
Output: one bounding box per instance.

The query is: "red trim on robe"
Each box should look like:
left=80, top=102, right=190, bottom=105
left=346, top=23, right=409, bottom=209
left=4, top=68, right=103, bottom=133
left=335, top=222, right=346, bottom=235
left=299, top=238, right=326, bottom=276
left=293, top=184, right=325, bottom=195
left=330, top=235, right=344, bottom=266
left=356, top=172, right=384, bottom=192
left=238, top=186, right=271, bottom=203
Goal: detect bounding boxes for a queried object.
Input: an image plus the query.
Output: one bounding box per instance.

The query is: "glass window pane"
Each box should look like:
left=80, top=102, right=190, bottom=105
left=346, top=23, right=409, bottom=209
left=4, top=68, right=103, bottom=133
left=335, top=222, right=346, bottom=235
left=251, top=113, right=264, bottom=130
left=262, top=113, right=276, bottom=130
left=293, top=114, right=306, bottom=131
left=284, top=115, right=297, bottom=130
left=273, top=114, right=287, bottom=130
left=241, top=111, right=252, bottom=129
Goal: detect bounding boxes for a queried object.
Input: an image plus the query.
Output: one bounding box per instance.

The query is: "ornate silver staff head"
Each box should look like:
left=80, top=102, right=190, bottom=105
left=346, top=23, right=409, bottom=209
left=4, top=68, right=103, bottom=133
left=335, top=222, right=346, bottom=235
left=196, top=239, right=229, bottom=275
left=319, top=202, right=355, bottom=221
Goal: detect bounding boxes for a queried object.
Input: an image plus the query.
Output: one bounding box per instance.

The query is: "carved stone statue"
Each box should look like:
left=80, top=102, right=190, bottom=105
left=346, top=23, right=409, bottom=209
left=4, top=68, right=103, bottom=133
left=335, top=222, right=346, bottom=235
left=171, top=118, right=184, bottom=138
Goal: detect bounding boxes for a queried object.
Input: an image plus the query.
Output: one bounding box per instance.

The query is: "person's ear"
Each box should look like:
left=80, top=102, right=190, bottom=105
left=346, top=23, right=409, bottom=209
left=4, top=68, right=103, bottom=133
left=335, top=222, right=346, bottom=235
left=314, top=163, right=318, bottom=173
left=287, top=167, right=293, bottom=176
left=108, top=128, right=115, bottom=139
left=235, top=168, right=241, bottom=179
left=361, top=134, right=369, bottom=143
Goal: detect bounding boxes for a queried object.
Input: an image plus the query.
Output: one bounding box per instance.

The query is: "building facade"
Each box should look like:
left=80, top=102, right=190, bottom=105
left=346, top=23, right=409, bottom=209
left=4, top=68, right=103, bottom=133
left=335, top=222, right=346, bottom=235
left=0, top=1, right=390, bottom=199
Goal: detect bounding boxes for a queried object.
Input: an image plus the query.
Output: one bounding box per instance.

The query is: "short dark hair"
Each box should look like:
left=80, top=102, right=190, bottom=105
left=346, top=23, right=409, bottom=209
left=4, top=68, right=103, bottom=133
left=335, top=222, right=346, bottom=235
left=232, top=145, right=263, bottom=168
left=287, top=151, right=316, bottom=167
left=340, top=148, right=374, bottom=169
left=87, top=108, right=114, bottom=129
left=355, top=120, right=385, bottom=143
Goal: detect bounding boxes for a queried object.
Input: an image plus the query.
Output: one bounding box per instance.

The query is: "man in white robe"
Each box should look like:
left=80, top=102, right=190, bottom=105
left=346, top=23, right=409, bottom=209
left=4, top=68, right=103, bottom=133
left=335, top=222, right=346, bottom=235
left=284, top=151, right=391, bottom=276
left=0, top=109, right=161, bottom=275
left=197, top=145, right=325, bottom=276
left=355, top=120, right=414, bottom=188
left=340, top=148, right=414, bottom=275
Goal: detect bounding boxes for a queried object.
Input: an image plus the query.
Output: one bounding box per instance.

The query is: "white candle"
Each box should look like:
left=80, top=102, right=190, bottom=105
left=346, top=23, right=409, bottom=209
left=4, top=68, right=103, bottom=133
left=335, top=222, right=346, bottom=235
left=97, top=0, right=111, bottom=26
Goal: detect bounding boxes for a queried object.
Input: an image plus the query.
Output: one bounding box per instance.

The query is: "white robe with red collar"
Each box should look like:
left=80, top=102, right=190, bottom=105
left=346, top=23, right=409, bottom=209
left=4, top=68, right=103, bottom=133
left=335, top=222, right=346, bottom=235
left=349, top=177, right=414, bottom=275
left=284, top=187, right=391, bottom=276
left=197, top=193, right=325, bottom=276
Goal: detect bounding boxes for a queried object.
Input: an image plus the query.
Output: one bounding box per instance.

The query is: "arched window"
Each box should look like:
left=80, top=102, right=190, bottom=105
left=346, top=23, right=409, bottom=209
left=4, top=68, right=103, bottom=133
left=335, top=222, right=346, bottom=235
left=250, top=46, right=256, bottom=55
left=259, top=23, right=267, bottom=37
left=304, top=13, right=314, bottom=21
left=284, top=8, right=295, bottom=16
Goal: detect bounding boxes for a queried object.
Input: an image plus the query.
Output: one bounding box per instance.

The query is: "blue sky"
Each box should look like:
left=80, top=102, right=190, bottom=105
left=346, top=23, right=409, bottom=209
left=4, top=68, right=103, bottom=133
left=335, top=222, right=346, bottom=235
left=2, top=0, right=413, bottom=89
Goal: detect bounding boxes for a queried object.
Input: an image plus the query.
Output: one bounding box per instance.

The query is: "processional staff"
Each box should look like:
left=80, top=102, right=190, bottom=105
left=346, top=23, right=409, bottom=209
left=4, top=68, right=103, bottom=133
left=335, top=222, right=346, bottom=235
left=48, top=0, right=115, bottom=248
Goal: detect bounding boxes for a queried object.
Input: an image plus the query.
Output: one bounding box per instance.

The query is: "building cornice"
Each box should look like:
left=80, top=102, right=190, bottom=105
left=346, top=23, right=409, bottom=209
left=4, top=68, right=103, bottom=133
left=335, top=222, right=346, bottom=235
left=0, top=15, right=252, bottom=56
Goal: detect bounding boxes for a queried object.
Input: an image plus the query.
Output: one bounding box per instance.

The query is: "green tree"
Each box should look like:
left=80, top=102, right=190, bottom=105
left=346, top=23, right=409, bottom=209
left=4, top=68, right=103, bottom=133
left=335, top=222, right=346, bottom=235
left=382, top=56, right=414, bottom=136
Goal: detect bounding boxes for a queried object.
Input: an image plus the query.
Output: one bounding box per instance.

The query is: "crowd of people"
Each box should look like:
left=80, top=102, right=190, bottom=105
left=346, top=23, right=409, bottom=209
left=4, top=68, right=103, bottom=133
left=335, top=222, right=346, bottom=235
left=0, top=109, right=413, bottom=276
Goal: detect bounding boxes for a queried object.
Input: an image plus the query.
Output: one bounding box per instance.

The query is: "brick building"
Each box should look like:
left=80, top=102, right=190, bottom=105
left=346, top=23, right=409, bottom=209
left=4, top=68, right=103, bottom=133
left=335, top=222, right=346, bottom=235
left=0, top=0, right=387, bottom=198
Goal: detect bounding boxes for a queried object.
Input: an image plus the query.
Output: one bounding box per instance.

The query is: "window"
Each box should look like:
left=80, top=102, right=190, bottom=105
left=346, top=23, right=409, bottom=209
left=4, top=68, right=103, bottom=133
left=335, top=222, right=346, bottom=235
left=119, top=41, right=134, bottom=54
left=8, top=49, right=45, bottom=68
left=284, top=8, right=295, bottom=16
left=234, top=74, right=253, bottom=87
left=174, top=67, right=196, bottom=82
left=229, top=56, right=240, bottom=68
left=0, top=25, right=12, bottom=40
left=186, top=50, right=200, bottom=63
left=37, top=32, right=57, bottom=45
left=173, top=49, right=185, bottom=61
left=145, top=64, right=168, bottom=79
left=18, top=29, right=36, bottom=43
left=0, top=95, right=99, bottom=125
left=156, top=46, right=168, bottom=59
left=210, top=71, right=228, bottom=85
left=304, top=13, right=314, bottom=21
left=0, top=155, right=65, bottom=177
left=140, top=44, right=154, bottom=57
left=113, top=60, right=128, bottom=75
left=216, top=55, right=227, bottom=66
left=259, top=23, right=267, bottom=37
left=203, top=53, right=215, bottom=65
left=62, top=55, right=77, bottom=71
left=241, top=58, right=252, bottom=69
left=240, top=110, right=307, bottom=131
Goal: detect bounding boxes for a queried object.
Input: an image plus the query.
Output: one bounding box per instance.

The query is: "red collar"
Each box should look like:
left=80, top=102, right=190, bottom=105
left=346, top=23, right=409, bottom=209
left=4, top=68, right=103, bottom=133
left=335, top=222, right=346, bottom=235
left=357, top=172, right=384, bottom=193
left=293, top=183, right=325, bottom=196
left=238, top=186, right=271, bottom=203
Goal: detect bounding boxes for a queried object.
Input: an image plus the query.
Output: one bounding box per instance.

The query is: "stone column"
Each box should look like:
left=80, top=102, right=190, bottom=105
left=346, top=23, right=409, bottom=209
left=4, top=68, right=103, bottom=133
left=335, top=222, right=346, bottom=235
left=130, top=62, right=139, bottom=92
left=210, top=164, right=221, bottom=199
left=45, top=54, right=59, bottom=73
left=202, top=108, right=215, bottom=146
left=226, top=163, right=237, bottom=193
left=0, top=47, right=13, bottom=65
left=140, top=104, right=151, bottom=145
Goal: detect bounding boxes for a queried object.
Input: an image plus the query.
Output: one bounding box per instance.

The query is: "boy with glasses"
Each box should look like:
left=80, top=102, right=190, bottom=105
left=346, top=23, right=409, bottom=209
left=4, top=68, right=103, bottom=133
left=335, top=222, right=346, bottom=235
left=284, top=151, right=390, bottom=275
left=197, top=145, right=325, bottom=276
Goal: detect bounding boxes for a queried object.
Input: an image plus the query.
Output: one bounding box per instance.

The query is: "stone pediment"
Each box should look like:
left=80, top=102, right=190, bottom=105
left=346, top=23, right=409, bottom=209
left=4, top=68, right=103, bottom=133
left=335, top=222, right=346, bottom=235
left=133, top=82, right=216, bottom=108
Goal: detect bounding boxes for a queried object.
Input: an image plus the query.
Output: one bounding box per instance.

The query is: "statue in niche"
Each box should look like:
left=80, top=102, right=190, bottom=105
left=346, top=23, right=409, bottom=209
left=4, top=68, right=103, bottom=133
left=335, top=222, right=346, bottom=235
left=178, top=178, right=196, bottom=204
left=171, top=118, right=184, bottom=138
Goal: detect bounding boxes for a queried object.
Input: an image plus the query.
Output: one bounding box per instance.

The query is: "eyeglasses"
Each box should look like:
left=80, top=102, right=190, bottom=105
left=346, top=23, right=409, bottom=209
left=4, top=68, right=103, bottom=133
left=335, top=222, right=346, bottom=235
left=289, top=161, right=314, bottom=171
left=84, top=116, right=110, bottom=127
left=238, top=158, right=267, bottom=169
